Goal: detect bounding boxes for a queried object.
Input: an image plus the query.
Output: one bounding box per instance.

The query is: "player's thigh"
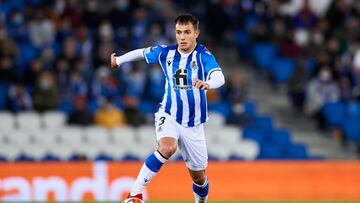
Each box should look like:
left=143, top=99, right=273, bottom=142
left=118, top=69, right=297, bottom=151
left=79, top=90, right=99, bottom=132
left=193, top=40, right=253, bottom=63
left=154, top=111, right=179, bottom=141
left=178, top=124, right=208, bottom=171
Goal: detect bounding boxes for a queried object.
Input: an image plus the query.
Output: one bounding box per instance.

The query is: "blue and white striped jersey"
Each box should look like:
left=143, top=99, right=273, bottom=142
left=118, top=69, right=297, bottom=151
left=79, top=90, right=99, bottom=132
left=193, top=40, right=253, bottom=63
left=144, top=44, right=222, bottom=127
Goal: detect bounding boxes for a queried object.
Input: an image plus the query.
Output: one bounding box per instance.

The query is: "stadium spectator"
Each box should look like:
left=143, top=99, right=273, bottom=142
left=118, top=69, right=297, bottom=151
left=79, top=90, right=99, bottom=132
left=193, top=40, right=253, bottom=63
left=68, top=96, right=93, bottom=126
left=305, top=66, right=340, bottom=129
left=6, top=83, right=33, bottom=112
left=0, top=55, right=17, bottom=83
left=33, top=71, right=59, bottom=112
left=95, top=97, right=126, bottom=129
left=28, top=8, right=55, bottom=49
left=226, top=68, right=251, bottom=127
left=122, top=95, right=146, bottom=127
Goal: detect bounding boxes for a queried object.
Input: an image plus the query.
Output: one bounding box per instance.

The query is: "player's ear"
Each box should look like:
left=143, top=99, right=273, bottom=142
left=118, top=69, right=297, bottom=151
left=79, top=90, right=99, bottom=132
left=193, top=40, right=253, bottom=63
left=195, top=28, right=200, bottom=38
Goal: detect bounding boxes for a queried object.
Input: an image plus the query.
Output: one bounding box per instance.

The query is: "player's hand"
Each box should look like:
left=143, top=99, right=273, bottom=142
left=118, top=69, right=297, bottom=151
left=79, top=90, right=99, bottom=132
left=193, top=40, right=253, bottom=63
left=110, top=53, right=118, bottom=69
left=193, top=79, right=209, bottom=90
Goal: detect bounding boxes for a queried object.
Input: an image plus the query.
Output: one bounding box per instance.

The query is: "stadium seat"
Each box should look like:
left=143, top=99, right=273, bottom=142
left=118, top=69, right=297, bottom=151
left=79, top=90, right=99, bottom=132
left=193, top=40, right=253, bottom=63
left=346, top=102, right=360, bottom=119
left=42, top=111, right=67, bottom=131
left=41, top=154, right=61, bottom=161
left=244, top=100, right=257, bottom=118
left=15, top=153, right=36, bottom=162
left=16, top=111, right=42, bottom=132
left=136, top=125, right=157, bottom=147
left=259, top=143, right=284, bottom=159
left=231, top=139, right=260, bottom=160
left=80, top=144, right=102, bottom=160
left=270, top=129, right=291, bottom=146
left=206, top=112, right=226, bottom=127
left=95, top=153, right=114, bottom=161
left=0, top=111, right=16, bottom=133
left=134, top=125, right=158, bottom=159
left=207, top=142, right=233, bottom=160
left=0, top=136, right=22, bottom=161
left=0, top=155, right=7, bottom=162
left=208, top=101, right=231, bottom=118
left=270, top=57, right=295, bottom=84
left=22, top=145, right=48, bottom=161
left=7, top=130, right=33, bottom=148
left=322, top=102, right=345, bottom=127
left=342, top=119, right=360, bottom=142
left=47, top=144, right=74, bottom=161
left=32, top=129, right=59, bottom=147
left=252, top=42, right=277, bottom=71
left=250, top=115, right=273, bottom=132
left=208, top=126, right=242, bottom=147
left=83, top=126, right=110, bottom=147
left=58, top=126, right=85, bottom=152
left=105, top=127, right=138, bottom=160
left=243, top=127, right=267, bottom=144
left=285, top=144, right=308, bottom=159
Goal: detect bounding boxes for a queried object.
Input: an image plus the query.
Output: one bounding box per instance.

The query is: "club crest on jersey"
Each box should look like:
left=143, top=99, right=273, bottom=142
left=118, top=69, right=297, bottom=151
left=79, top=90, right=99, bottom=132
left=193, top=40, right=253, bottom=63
left=167, top=60, right=172, bottom=66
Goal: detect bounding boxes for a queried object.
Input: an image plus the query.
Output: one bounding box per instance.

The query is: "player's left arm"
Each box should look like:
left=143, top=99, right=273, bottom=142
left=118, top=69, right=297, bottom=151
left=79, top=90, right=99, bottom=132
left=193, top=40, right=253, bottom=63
left=193, top=70, right=225, bottom=90
left=193, top=50, right=225, bottom=90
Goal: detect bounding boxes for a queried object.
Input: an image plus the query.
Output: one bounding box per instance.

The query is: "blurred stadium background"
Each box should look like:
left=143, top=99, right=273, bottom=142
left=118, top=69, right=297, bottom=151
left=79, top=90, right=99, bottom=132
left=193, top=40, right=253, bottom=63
left=1, top=0, right=360, bottom=202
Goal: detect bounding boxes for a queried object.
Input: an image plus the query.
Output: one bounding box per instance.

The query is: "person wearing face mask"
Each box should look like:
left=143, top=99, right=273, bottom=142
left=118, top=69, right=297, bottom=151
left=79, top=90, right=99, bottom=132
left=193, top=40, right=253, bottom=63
left=305, top=66, right=340, bottom=129
left=33, top=71, right=59, bottom=112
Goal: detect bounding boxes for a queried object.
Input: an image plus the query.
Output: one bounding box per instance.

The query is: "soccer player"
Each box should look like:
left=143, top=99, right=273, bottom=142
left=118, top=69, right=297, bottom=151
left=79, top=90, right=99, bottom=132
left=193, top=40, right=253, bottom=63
left=110, top=13, right=225, bottom=203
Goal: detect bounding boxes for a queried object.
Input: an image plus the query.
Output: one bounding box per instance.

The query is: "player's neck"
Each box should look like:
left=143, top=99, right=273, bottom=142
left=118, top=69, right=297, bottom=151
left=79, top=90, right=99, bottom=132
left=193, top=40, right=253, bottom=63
left=178, top=43, right=197, bottom=55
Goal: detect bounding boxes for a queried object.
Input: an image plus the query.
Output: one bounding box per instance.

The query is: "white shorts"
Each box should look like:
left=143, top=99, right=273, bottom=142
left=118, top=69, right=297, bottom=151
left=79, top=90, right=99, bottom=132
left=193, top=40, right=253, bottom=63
left=154, top=110, right=208, bottom=171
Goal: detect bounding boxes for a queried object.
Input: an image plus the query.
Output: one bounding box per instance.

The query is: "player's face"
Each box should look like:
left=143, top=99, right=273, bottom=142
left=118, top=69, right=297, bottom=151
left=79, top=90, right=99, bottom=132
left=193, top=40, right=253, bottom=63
left=175, top=23, right=199, bottom=53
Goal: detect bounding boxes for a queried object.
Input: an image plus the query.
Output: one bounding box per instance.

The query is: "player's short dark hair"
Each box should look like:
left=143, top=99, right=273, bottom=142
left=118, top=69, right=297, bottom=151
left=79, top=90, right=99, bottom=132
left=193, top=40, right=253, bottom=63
left=174, top=13, right=199, bottom=30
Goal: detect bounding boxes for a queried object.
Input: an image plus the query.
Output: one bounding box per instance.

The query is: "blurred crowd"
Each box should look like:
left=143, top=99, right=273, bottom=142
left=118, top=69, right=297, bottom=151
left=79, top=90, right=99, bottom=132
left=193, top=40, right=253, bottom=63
left=1, top=0, right=359, bottom=131
left=227, top=0, right=360, bottom=131
left=0, top=0, right=252, bottom=129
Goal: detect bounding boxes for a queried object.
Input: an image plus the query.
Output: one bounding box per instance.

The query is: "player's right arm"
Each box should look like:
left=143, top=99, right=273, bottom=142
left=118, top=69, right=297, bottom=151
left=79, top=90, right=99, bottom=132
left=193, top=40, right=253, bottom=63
left=110, top=49, right=145, bottom=69
left=110, top=45, right=165, bottom=69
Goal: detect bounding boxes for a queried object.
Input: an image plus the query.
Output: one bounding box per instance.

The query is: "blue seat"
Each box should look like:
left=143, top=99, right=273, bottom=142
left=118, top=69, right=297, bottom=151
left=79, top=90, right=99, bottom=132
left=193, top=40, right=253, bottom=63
left=271, top=57, right=295, bottom=84
left=285, top=144, right=308, bottom=159
left=258, top=143, right=284, bottom=159
left=95, top=153, right=114, bottom=161
left=250, top=115, right=273, bottom=132
left=342, top=119, right=360, bottom=142
left=322, top=102, right=345, bottom=127
left=346, top=102, right=360, bottom=119
left=207, top=154, right=219, bottom=161
left=208, top=101, right=231, bottom=118
left=243, top=127, right=267, bottom=144
left=15, top=154, right=35, bottom=162
left=122, top=154, right=140, bottom=161
left=252, top=43, right=277, bottom=71
left=244, top=100, right=256, bottom=118
left=42, top=154, right=61, bottom=161
left=235, top=31, right=250, bottom=59
left=0, top=155, right=7, bottom=162
left=270, top=129, right=291, bottom=146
